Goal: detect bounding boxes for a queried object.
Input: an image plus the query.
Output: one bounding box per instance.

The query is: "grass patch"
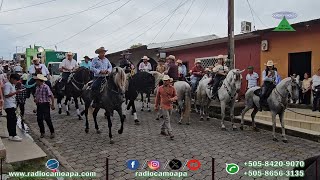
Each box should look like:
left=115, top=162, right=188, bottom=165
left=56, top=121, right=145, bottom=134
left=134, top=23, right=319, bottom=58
left=10, top=157, right=56, bottom=180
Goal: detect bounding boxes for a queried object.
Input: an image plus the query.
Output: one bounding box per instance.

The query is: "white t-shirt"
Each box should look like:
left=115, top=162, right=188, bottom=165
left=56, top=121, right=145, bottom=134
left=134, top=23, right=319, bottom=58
left=28, top=64, right=50, bottom=76
left=3, top=82, right=16, bottom=109
left=246, top=72, right=259, bottom=88
left=312, top=75, right=320, bottom=89
left=59, top=59, right=78, bottom=72
left=14, top=66, right=22, bottom=72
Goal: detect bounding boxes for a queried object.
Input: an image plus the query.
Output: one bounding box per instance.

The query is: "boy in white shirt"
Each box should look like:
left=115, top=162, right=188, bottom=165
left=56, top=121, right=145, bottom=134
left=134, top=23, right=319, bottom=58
left=246, top=66, right=259, bottom=89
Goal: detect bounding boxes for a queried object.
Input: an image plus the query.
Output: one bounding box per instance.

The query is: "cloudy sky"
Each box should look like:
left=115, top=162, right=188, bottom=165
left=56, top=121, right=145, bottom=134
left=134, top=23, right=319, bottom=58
left=0, top=0, right=319, bottom=59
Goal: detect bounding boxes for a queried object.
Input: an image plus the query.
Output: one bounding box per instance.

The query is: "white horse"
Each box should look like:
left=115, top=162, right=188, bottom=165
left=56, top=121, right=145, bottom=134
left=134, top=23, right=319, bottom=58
left=240, top=77, right=300, bottom=143
left=196, top=69, right=244, bottom=130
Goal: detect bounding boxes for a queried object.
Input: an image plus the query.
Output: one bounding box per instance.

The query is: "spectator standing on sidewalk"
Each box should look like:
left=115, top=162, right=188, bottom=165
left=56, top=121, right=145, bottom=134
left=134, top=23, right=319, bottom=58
left=34, top=74, right=55, bottom=139
left=155, top=75, right=178, bottom=140
left=4, top=74, right=23, bottom=142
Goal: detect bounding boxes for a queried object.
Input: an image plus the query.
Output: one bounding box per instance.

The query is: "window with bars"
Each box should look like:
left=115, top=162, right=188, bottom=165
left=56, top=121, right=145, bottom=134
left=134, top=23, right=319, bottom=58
left=195, top=55, right=227, bottom=68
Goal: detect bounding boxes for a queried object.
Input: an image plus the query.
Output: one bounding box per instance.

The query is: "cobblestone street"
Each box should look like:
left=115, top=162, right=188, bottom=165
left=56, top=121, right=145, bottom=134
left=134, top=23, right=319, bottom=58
left=24, top=100, right=320, bottom=180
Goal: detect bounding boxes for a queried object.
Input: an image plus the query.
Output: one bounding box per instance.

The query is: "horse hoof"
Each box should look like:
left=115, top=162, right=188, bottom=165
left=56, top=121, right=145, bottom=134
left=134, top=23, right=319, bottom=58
left=221, top=127, right=226, bottom=131
left=58, top=109, right=62, bottom=114
left=33, top=110, right=36, bottom=113
left=233, top=127, right=238, bottom=131
left=206, top=118, right=210, bottom=121
left=160, top=115, right=164, bottom=119
left=118, top=129, right=123, bottom=134
left=240, top=126, right=244, bottom=130
left=253, top=127, right=260, bottom=132
left=155, top=118, right=159, bottom=120
left=200, top=118, right=204, bottom=121
left=134, top=120, right=140, bottom=125
left=186, top=123, right=190, bottom=125
left=273, top=138, right=278, bottom=142
left=141, top=109, right=144, bottom=111
left=148, top=109, right=151, bottom=112
left=66, top=112, right=70, bottom=116
left=78, top=116, right=83, bottom=120
left=96, top=130, right=101, bottom=134
left=85, top=129, right=89, bottom=133
left=178, top=122, right=182, bottom=125
left=123, top=115, right=126, bottom=119
left=80, top=111, right=84, bottom=116
left=110, top=140, right=115, bottom=144
left=282, top=139, right=288, bottom=143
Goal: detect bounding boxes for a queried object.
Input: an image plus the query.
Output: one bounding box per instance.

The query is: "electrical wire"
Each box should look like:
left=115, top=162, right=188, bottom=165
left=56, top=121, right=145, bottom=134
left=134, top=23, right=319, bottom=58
left=111, top=0, right=190, bottom=52
left=71, top=0, right=171, bottom=50
left=187, top=0, right=209, bottom=33
left=248, top=2, right=268, bottom=28
left=0, top=0, right=120, bottom=25
left=209, top=0, right=224, bottom=34
left=0, top=0, right=4, bottom=12
left=0, top=0, right=57, bottom=13
left=166, top=0, right=195, bottom=42
left=246, top=0, right=256, bottom=30
left=46, top=0, right=133, bottom=47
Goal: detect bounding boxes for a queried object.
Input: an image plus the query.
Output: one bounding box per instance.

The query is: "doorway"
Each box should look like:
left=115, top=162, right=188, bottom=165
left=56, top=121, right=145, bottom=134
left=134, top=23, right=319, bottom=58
left=288, top=52, right=311, bottom=79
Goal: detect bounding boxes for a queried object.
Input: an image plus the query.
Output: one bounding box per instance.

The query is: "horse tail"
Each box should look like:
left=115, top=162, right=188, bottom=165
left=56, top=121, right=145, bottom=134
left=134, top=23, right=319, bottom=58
left=184, top=85, right=192, bottom=118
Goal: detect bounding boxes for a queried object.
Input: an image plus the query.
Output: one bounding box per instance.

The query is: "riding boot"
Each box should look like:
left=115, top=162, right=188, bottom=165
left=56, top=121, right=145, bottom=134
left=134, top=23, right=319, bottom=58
left=259, top=86, right=267, bottom=111
left=92, top=91, right=99, bottom=108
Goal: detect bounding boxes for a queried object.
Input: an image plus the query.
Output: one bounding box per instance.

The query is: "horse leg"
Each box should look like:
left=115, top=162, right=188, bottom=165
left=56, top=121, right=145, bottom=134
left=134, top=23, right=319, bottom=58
left=206, top=101, right=210, bottom=121
left=74, top=97, right=82, bottom=120
left=57, top=96, right=62, bottom=114
left=106, top=114, right=114, bottom=144
left=279, top=112, right=288, bottom=143
left=116, top=108, right=125, bottom=135
left=240, top=106, right=251, bottom=130
left=64, top=97, right=70, bottom=116
left=93, top=108, right=101, bottom=134
left=230, top=101, right=237, bottom=130
left=131, top=100, right=139, bottom=125
left=141, top=93, right=144, bottom=111
left=220, top=101, right=226, bottom=130
left=251, top=108, right=259, bottom=132
left=147, top=93, right=151, bottom=112
left=83, top=103, right=90, bottom=133
left=271, top=112, right=278, bottom=141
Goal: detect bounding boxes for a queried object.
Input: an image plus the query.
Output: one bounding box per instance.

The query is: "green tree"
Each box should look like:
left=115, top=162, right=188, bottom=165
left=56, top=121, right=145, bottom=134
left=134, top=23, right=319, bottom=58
left=130, top=43, right=143, bottom=49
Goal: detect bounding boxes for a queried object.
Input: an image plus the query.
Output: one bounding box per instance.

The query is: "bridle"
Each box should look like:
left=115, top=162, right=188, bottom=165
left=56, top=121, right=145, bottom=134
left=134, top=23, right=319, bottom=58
left=274, top=80, right=298, bottom=108
left=70, top=69, right=90, bottom=91
left=222, top=71, right=240, bottom=100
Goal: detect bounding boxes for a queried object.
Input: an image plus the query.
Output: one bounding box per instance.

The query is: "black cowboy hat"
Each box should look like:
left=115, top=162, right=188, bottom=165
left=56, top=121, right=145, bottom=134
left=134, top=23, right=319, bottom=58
left=83, top=56, right=91, bottom=59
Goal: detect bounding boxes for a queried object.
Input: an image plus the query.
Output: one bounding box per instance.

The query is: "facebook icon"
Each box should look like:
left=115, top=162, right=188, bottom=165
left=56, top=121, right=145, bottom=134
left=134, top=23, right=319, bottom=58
left=127, top=160, right=139, bottom=170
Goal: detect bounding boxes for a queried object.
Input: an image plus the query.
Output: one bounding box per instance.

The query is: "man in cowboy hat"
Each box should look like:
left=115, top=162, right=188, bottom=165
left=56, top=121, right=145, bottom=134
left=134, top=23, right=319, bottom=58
left=138, top=56, right=152, bottom=72
left=91, top=47, right=113, bottom=108
left=119, top=50, right=134, bottom=74
left=28, top=57, right=51, bottom=88
left=59, top=52, right=78, bottom=84
left=208, top=55, right=229, bottom=97
left=259, top=60, right=278, bottom=111
left=165, top=55, right=179, bottom=81
left=155, top=75, right=177, bottom=140
left=177, top=59, right=187, bottom=80
left=80, top=56, right=92, bottom=69
left=34, top=74, right=55, bottom=139
left=190, top=59, right=205, bottom=93
left=14, top=63, right=23, bottom=74
left=156, top=58, right=167, bottom=74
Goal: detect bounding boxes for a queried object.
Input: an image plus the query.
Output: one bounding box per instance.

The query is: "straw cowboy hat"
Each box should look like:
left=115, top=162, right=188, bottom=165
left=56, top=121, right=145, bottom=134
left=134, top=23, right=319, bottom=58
left=166, top=55, right=176, bottom=60
left=33, top=74, right=48, bottom=81
left=176, top=59, right=183, bottom=64
left=66, top=52, right=73, bottom=56
left=264, top=60, right=277, bottom=66
left=195, top=59, right=201, bottom=64
left=83, top=56, right=91, bottom=59
left=158, top=58, right=165, bottom=62
left=120, top=50, right=132, bottom=56
left=162, top=75, right=171, bottom=81
left=217, top=54, right=224, bottom=59
left=32, top=57, right=40, bottom=62
left=205, top=68, right=210, bottom=72
left=141, top=56, right=149, bottom=60
left=95, top=47, right=107, bottom=54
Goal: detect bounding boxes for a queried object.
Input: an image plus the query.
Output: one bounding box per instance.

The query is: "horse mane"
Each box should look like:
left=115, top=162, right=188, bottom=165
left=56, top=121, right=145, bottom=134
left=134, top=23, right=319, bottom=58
left=149, top=71, right=163, bottom=86
left=113, top=67, right=126, bottom=92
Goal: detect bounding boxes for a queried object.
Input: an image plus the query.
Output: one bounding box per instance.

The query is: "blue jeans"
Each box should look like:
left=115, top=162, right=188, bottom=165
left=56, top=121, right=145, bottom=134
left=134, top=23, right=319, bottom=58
left=92, top=77, right=105, bottom=96
left=190, top=76, right=201, bottom=92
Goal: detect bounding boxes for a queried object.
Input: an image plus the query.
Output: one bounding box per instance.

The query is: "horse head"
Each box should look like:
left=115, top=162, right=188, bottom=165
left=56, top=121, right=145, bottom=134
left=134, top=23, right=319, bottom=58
left=73, top=67, right=91, bottom=84
left=288, top=76, right=300, bottom=103
left=111, top=67, right=126, bottom=94
left=226, top=69, right=244, bottom=93
left=149, top=71, right=164, bottom=88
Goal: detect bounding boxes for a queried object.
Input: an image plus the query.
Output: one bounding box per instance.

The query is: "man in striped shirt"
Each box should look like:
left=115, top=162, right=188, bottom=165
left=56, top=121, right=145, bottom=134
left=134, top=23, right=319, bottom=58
left=34, top=74, right=55, bottom=139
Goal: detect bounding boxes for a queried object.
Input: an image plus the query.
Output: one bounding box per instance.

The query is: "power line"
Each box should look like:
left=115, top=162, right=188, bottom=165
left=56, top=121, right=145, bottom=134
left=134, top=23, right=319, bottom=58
left=166, top=0, right=195, bottom=42
left=187, top=0, right=209, bottom=33
left=71, top=0, right=171, bottom=51
left=46, top=0, right=133, bottom=47
left=246, top=0, right=256, bottom=30
left=112, top=0, right=190, bottom=52
left=248, top=2, right=268, bottom=28
left=209, top=0, right=224, bottom=34
left=0, top=0, right=118, bottom=25
left=0, top=0, right=3, bottom=12
left=0, top=0, right=57, bottom=13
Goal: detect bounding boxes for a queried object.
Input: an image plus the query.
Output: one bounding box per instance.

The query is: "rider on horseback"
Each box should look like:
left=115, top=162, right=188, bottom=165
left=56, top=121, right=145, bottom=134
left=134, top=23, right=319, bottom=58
left=190, top=59, right=204, bottom=93
left=138, top=56, right=152, bottom=72
left=91, top=47, right=113, bottom=108
left=165, top=55, right=179, bottom=82
left=259, top=60, right=278, bottom=111
left=208, top=55, right=229, bottom=98
left=59, top=52, right=78, bottom=89
left=119, top=50, right=134, bottom=74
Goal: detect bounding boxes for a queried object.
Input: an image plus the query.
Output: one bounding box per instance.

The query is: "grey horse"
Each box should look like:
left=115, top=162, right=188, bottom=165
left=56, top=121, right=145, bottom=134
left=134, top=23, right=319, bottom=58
left=240, top=76, right=300, bottom=143
left=196, top=69, right=244, bottom=130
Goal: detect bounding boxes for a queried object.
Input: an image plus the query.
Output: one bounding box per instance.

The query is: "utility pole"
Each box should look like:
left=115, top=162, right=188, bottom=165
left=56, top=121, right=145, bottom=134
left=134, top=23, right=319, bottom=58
left=228, top=0, right=235, bottom=69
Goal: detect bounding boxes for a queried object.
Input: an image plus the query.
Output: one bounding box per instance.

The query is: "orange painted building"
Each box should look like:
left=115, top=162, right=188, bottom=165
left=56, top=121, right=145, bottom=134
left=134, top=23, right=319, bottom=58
left=259, top=18, right=320, bottom=82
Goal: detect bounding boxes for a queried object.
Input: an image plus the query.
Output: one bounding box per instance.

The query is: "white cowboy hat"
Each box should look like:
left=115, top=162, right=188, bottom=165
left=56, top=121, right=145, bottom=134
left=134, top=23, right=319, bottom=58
left=169, top=78, right=173, bottom=82
left=141, top=56, right=149, bottom=60
left=264, top=60, right=277, bottom=66
left=32, top=57, right=40, bottom=62
left=33, top=74, right=48, bottom=81
left=66, top=52, right=73, bottom=56
left=176, top=59, right=183, bottom=64
left=166, top=55, right=175, bottom=60
left=162, top=75, right=171, bottom=81
left=95, top=47, right=108, bottom=54
left=195, top=59, right=201, bottom=64
left=217, top=54, right=224, bottom=59
left=205, top=68, right=210, bottom=71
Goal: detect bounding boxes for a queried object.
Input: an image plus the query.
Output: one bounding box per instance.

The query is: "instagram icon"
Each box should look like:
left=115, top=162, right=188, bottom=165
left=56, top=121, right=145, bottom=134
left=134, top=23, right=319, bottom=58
left=148, top=160, right=160, bottom=170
